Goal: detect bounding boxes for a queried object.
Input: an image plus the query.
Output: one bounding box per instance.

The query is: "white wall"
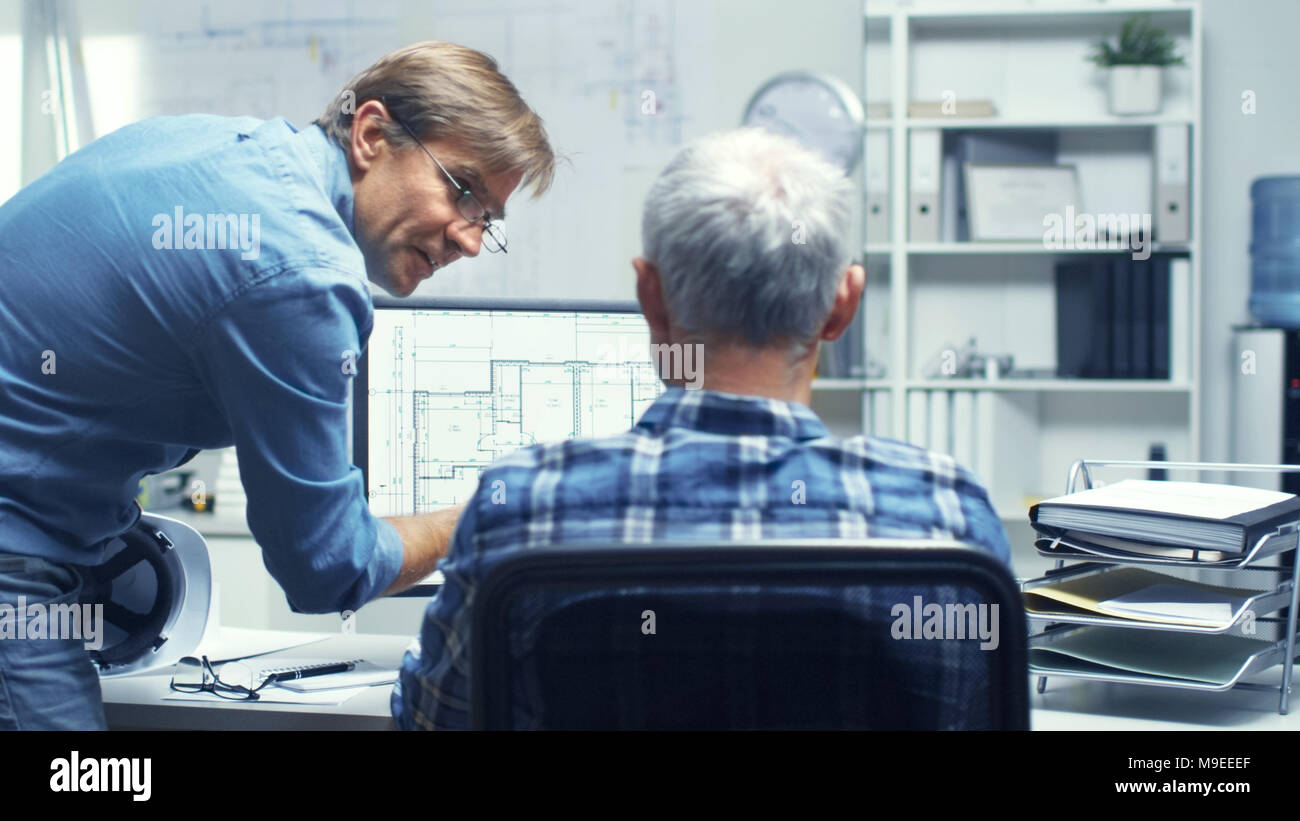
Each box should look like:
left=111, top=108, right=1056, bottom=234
left=1200, top=0, right=1300, bottom=467
left=9, top=0, right=862, bottom=635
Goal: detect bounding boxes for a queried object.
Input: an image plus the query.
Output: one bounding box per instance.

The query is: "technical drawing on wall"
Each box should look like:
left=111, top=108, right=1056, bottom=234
left=138, top=0, right=401, bottom=126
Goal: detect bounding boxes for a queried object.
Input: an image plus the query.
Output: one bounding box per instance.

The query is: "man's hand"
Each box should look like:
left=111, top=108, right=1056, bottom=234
left=382, top=504, right=465, bottom=596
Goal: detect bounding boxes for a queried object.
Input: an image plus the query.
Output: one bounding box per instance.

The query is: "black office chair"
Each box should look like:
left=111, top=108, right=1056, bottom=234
left=469, top=539, right=1028, bottom=730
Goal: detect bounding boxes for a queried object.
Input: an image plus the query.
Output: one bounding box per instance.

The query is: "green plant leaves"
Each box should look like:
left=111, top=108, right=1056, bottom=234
left=1088, top=14, right=1185, bottom=67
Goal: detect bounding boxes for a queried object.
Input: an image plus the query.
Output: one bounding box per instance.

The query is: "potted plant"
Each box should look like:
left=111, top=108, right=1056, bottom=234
left=1089, top=15, right=1184, bottom=115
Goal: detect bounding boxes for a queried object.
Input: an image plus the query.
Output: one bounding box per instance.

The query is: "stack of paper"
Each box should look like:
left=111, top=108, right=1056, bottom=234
left=1024, top=567, right=1253, bottom=628
left=1029, top=628, right=1273, bottom=686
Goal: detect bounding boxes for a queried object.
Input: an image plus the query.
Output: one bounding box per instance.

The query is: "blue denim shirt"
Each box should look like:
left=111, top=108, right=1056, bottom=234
left=0, top=116, right=403, bottom=614
left=393, top=387, right=1012, bottom=729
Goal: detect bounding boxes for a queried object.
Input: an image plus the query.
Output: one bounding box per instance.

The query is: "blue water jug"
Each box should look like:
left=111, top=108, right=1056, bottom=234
left=1250, top=176, right=1300, bottom=327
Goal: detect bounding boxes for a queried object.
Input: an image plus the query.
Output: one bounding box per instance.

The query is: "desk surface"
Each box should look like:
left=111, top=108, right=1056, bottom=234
left=101, top=629, right=1300, bottom=730
left=102, top=632, right=411, bottom=731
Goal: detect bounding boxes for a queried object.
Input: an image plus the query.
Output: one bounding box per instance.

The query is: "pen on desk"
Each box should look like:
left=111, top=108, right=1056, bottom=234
left=266, top=661, right=357, bottom=683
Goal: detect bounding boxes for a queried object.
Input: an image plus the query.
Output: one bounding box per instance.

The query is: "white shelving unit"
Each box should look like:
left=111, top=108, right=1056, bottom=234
left=811, top=0, right=1203, bottom=524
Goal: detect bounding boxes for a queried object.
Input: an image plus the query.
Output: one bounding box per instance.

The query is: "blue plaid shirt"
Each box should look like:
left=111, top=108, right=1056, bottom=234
left=391, top=387, right=1011, bottom=730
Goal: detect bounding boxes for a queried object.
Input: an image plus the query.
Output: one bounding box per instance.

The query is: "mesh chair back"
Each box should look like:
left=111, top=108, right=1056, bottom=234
left=470, top=541, right=1027, bottom=730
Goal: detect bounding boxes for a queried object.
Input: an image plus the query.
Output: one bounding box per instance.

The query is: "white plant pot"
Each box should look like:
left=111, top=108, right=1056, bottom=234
left=1107, top=65, right=1163, bottom=115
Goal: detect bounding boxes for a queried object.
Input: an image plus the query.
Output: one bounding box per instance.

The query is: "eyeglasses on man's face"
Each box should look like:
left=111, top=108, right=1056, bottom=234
left=387, top=108, right=507, bottom=254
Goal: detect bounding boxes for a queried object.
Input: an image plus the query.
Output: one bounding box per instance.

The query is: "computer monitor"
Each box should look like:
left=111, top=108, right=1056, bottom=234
left=354, top=296, right=664, bottom=524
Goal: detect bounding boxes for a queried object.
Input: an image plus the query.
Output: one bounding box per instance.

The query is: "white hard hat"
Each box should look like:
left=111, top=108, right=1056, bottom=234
left=79, top=511, right=212, bottom=677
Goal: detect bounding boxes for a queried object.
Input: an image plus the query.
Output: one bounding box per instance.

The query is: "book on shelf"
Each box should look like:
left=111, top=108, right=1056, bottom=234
left=1151, top=255, right=1171, bottom=379
left=1130, top=257, right=1152, bottom=378
left=1111, top=257, right=1133, bottom=377
left=908, top=99, right=997, bottom=119
left=1030, top=479, right=1300, bottom=554
left=865, top=102, right=892, bottom=120
left=816, top=313, right=865, bottom=378
left=1054, top=259, right=1110, bottom=378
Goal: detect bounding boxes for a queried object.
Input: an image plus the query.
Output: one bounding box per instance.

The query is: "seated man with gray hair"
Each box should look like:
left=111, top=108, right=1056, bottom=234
left=392, top=127, right=1011, bottom=730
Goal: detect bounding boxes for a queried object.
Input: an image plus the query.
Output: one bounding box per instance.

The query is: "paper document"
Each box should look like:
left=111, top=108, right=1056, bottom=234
left=193, top=627, right=332, bottom=665
left=1029, top=629, right=1273, bottom=685
left=1024, top=567, right=1252, bottom=627
left=163, top=686, right=370, bottom=707
left=1098, top=584, right=1238, bottom=625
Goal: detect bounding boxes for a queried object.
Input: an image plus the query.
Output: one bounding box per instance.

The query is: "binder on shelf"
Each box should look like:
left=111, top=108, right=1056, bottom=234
left=951, top=391, right=976, bottom=471
left=1110, top=258, right=1132, bottom=378
left=1055, top=260, right=1096, bottom=377
left=908, top=129, right=941, bottom=243
left=1096, top=259, right=1116, bottom=377
left=869, top=389, right=892, bottom=439
left=1151, top=255, right=1171, bottom=379
left=1030, top=479, right=1300, bottom=554
left=865, top=130, right=890, bottom=243
left=928, top=390, right=951, bottom=456
left=1054, top=257, right=1114, bottom=378
left=1130, top=258, right=1152, bottom=378
left=818, top=314, right=865, bottom=378
left=940, top=147, right=961, bottom=243
left=816, top=343, right=839, bottom=379
left=906, top=390, right=929, bottom=448
left=1155, top=123, right=1190, bottom=244
left=1055, top=253, right=1180, bottom=382
left=974, top=392, right=996, bottom=489
left=1169, top=256, right=1191, bottom=382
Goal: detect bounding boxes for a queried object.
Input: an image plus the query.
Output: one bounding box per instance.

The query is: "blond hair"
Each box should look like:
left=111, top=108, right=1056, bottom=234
left=317, top=41, right=555, bottom=197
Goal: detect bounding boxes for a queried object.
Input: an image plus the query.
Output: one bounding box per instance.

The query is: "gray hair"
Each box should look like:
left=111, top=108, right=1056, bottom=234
left=641, top=127, right=853, bottom=350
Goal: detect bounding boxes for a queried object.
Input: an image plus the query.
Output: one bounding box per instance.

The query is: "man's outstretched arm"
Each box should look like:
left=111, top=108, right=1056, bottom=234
left=382, top=505, right=465, bottom=596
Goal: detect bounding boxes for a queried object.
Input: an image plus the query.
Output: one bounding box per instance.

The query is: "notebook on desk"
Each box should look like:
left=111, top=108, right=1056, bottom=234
left=253, top=659, right=397, bottom=693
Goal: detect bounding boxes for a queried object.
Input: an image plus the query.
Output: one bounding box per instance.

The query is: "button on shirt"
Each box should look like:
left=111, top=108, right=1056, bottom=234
left=393, top=387, right=1012, bottom=730
left=0, top=116, right=403, bottom=613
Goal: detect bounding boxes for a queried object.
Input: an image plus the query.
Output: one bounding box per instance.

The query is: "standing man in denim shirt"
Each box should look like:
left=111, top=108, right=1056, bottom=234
left=393, top=128, right=1011, bottom=730
left=0, top=42, right=555, bottom=729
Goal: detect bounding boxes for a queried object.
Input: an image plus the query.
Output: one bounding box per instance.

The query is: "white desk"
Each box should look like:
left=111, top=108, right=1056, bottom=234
left=101, top=627, right=1300, bottom=730
left=101, top=632, right=411, bottom=731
